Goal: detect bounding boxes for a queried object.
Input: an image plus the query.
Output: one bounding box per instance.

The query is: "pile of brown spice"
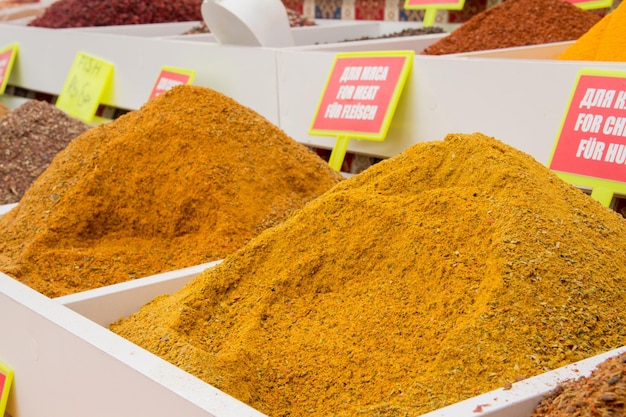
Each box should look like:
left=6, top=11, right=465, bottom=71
left=531, top=350, right=626, bottom=416
left=421, top=0, right=601, bottom=55
left=111, top=132, right=626, bottom=417
left=0, top=85, right=343, bottom=297
left=0, top=100, right=90, bottom=204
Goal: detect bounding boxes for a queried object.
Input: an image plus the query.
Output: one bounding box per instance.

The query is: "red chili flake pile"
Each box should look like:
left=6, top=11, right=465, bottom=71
left=28, top=0, right=202, bottom=28
left=0, top=100, right=90, bottom=204
left=421, top=0, right=601, bottom=55
left=531, top=350, right=626, bottom=416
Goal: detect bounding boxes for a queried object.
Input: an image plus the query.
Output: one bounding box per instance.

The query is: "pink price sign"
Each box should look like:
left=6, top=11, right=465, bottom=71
left=310, top=52, right=413, bottom=140
left=0, top=44, right=18, bottom=94
left=149, top=68, right=195, bottom=99
left=550, top=71, right=626, bottom=183
left=0, top=359, right=13, bottom=416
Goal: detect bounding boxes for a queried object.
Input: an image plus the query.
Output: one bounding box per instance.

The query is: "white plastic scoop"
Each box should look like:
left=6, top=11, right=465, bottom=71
left=201, top=0, right=295, bottom=47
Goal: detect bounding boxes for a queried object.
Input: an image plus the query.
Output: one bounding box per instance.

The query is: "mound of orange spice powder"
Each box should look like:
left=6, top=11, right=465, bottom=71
left=0, top=85, right=343, bottom=297
left=112, top=132, right=626, bottom=417
left=558, top=0, right=626, bottom=62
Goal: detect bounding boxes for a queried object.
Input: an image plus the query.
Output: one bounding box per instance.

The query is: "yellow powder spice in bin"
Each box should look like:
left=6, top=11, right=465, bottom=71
left=112, top=132, right=626, bottom=417
left=0, top=85, right=344, bottom=297
left=558, top=0, right=626, bottom=62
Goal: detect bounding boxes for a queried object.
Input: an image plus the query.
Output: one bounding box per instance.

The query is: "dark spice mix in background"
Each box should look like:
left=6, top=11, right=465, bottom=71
left=0, top=100, right=90, bottom=204
left=28, top=0, right=202, bottom=28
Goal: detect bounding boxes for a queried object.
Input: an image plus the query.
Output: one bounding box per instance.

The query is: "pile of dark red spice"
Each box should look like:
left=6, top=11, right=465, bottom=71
left=421, top=0, right=601, bottom=55
left=28, top=0, right=202, bottom=28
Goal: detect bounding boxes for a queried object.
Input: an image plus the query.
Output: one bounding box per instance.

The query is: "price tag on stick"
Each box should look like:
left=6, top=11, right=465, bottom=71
left=0, top=359, right=13, bottom=416
left=149, top=66, right=196, bottom=100
left=404, top=0, right=466, bottom=27
left=309, top=51, right=414, bottom=171
left=549, top=68, right=626, bottom=207
left=0, top=43, right=18, bottom=94
left=565, top=0, right=612, bottom=10
left=56, top=51, right=114, bottom=123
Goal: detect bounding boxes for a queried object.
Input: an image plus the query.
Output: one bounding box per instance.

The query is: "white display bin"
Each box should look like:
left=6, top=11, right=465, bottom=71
left=159, top=20, right=454, bottom=47
left=3, top=261, right=623, bottom=417
left=0, top=24, right=280, bottom=123
left=0, top=203, right=17, bottom=216
left=276, top=45, right=626, bottom=166
left=450, top=41, right=574, bottom=60
left=0, top=265, right=269, bottom=417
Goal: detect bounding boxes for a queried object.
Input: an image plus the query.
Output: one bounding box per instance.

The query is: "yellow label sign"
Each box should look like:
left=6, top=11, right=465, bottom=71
left=56, top=52, right=114, bottom=123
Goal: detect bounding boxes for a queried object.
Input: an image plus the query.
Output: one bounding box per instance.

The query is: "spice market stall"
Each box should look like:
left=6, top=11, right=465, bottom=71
left=1, top=0, right=626, bottom=416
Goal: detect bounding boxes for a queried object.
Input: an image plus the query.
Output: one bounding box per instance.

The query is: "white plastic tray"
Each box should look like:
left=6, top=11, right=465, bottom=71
left=0, top=203, right=17, bottom=216
left=0, top=264, right=268, bottom=417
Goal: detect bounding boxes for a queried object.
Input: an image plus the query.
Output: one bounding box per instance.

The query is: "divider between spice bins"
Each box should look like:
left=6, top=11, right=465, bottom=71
left=0, top=271, right=266, bottom=417
left=56, top=260, right=222, bottom=327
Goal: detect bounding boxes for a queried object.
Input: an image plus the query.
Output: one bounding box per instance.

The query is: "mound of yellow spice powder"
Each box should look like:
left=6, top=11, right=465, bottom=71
left=558, top=0, right=626, bottom=62
left=0, top=85, right=343, bottom=297
left=111, top=132, right=626, bottom=416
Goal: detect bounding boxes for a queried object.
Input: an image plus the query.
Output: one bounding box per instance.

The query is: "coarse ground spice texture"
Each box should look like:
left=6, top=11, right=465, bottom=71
left=28, top=0, right=202, bottom=28
left=421, top=0, right=601, bottom=55
left=558, top=1, right=626, bottom=62
left=531, top=349, right=626, bottom=416
left=0, top=100, right=90, bottom=204
left=111, top=132, right=626, bottom=417
left=0, top=85, right=343, bottom=297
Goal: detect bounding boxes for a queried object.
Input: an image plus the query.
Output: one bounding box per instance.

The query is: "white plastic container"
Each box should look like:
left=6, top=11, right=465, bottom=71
left=0, top=264, right=267, bottom=417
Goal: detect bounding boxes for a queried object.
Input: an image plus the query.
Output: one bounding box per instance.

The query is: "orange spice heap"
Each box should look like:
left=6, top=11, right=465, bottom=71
left=112, top=132, right=626, bottom=417
left=0, top=85, right=344, bottom=297
left=558, top=1, right=626, bottom=62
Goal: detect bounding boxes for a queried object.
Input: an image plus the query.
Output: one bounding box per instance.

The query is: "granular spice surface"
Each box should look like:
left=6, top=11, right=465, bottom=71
left=28, top=0, right=202, bottom=28
left=112, top=132, right=626, bottom=417
left=0, top=85, right=343, bottom=297
left=0, top=100, right=90, bottom=204
left=531, top=350, right=626, bottom=416
left=558, top=1, right=626, bottom=62
left=421, top=0, right=600, bottom=55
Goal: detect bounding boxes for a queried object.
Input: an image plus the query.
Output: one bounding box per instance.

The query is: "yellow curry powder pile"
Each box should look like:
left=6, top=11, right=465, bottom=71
left=558, top=0, right=626, bottom=62
left=112, top=132, right=626, bottom=417
left=0, top=85, right=343, bottom=298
